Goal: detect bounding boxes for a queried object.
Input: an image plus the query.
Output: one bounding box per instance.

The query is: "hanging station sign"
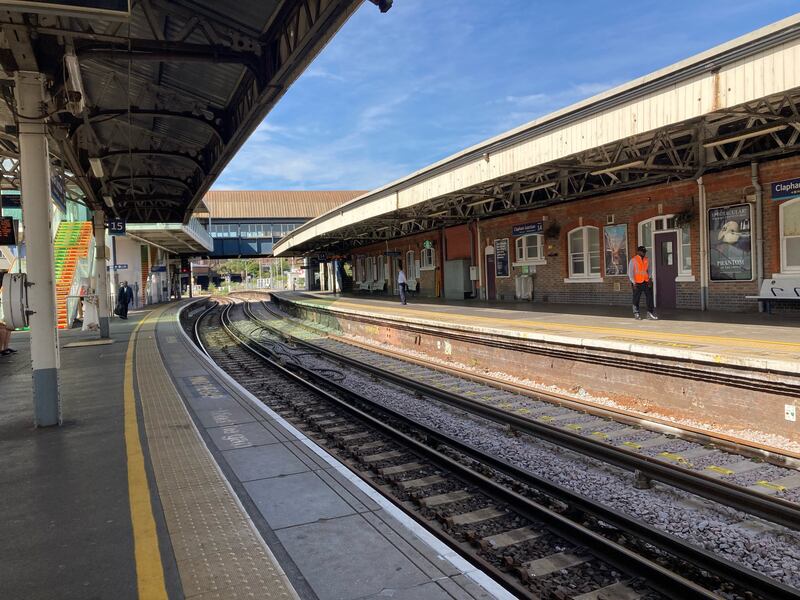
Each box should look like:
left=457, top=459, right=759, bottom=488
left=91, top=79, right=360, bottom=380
left=494, top=238, right=510, bottom=278
left=708, top=204, right=753, bottom=281
left=107, top=218, right=126, bottom=236
left=0, top=1, right=131, bottom=18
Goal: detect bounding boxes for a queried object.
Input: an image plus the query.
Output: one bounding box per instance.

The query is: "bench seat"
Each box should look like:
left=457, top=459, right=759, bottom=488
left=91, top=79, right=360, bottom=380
left=746, top=277, right=800, bottom=313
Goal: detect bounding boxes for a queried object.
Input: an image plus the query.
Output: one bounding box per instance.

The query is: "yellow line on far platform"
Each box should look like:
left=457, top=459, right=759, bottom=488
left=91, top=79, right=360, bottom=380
left=320, top=298, right=800, bottom=351
left=124, top=313, right=168, bottom=600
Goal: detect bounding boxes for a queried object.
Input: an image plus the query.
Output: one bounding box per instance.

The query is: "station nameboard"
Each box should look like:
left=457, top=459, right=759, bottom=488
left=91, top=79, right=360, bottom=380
left=0, top=1, right=130, bottom=18
left=0, top=216, right=16, bottom=245
left=771, top=177, right=800, bottom=201
left=512, top=221, right=543, bottom=236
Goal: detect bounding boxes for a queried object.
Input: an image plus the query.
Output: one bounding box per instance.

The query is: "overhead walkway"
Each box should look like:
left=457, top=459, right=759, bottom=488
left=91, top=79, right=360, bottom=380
left=0, top=304, right=500, bottom=600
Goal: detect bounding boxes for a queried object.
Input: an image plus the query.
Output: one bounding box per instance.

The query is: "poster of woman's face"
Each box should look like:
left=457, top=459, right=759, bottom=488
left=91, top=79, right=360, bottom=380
left=708, top=204, right=752, bottom=281
left=603, top=224, right=628, bottom=276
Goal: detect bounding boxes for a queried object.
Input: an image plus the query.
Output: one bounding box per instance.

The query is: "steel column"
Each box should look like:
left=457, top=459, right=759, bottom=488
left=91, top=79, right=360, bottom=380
left=16, top=71, right=60, bottom=426
left=92, top=211, right=110, bottom=337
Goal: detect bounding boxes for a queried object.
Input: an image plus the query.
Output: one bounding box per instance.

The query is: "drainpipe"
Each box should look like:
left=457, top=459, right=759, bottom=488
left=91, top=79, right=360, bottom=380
left=697, top=176, right=708, bottom=311
left=476, top=218, right=483, bottom=299
left=751, top=162, right=765, bottom=311
left=468, top=220, right=476, bottom=298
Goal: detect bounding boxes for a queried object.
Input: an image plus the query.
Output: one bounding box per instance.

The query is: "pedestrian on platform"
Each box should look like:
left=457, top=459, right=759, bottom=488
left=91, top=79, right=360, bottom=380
left=628, top=246, right=658, bottom=320
left=0, top=274, right=16, bottom=356
left=397, top=261, right=408, bottom=305
left=116, top=281, right=134, bottom=320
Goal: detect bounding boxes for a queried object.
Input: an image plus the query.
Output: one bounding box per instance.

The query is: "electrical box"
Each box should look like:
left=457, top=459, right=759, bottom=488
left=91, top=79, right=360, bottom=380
left=469, top=266, right=478, bottom=281
left=2, top=273, right=29, bottom=329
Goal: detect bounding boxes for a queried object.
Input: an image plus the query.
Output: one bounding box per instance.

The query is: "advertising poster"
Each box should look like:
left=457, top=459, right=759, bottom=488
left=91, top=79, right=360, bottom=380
left=603, top=224, right=628, bottom=276
left=708, top=204, right=752, bottom=281
left=495, top=238, right=510, bottom=277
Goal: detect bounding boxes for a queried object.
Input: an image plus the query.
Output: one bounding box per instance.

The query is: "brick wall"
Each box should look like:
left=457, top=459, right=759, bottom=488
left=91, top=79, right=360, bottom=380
left=348, top=154, right=800, bottom=312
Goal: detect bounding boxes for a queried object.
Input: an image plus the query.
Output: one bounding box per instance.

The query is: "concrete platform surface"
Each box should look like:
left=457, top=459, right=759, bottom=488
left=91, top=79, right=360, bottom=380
left=0, top=303, right=507, bottom=600
left=280, top=292, right=800, bottom=373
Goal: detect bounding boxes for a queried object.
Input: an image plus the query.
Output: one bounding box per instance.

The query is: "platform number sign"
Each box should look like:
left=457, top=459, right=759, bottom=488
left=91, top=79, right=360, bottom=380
left=107, top=218, right=126, bottom=236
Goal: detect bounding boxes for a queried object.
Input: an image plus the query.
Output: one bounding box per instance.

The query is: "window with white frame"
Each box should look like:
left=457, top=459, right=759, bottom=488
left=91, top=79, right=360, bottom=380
left=567, top=226, right=601, bottom=278
left=421, top=247, right=435, bottom=269
left=405, top=250, right=416, bottom=279
left=367, top=256, right=375, bottom=281
left=638, top=216, right=692, bottom=276
left=781, top=199, right=800, bottom=272
left=514, top=234, right=545, bottom=263
left=356, top=255, right=366, bottom=282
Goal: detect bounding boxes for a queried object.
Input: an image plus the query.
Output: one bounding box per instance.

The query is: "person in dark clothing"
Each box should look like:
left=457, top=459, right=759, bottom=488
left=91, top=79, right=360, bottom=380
left=116, top=281, right=134, bottom=319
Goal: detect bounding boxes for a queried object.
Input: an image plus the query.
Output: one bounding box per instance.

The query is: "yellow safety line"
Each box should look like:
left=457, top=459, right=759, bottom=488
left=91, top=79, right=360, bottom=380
left=314, top=298, right=800, bottom=351
left=124, top=312, right=169, bottom=600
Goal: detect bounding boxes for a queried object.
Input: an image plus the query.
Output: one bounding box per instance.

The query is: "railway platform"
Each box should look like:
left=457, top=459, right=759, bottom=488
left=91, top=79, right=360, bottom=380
left=0, top=302, right=501, bottom=600
left=272, top=292, right=800, bottom=449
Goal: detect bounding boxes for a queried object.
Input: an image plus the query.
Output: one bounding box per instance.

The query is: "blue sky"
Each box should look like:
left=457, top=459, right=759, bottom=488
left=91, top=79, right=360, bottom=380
left=214, top=1, right=800, bottom=192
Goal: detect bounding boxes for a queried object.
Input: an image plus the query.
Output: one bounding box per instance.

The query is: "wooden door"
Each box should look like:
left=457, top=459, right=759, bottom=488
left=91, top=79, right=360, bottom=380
left=485, top=253, right=496, bottom=300
left=654, top=231, right=678, bottom=309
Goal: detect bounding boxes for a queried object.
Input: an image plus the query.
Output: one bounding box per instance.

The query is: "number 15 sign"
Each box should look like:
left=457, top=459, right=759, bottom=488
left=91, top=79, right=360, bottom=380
left=107, top=219, right=126, bottom=236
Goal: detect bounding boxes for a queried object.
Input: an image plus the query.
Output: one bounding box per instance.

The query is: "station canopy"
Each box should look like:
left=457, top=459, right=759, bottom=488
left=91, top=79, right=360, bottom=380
left=274, top=14, right=800, bottom=257
left=0, top=0, right=369, bottom=224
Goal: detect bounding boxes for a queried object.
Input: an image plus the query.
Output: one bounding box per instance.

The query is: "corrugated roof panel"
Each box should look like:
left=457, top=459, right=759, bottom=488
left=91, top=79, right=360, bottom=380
left=198, top=190, right=367, bottom=219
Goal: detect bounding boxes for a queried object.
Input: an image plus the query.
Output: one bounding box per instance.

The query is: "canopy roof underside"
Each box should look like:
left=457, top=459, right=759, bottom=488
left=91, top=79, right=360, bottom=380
left=0, top=0, right=363, bottom=223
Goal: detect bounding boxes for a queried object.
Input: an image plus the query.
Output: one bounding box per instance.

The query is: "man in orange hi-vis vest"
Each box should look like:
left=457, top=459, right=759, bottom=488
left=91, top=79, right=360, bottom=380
left=627, top=245, right=658, bottom=320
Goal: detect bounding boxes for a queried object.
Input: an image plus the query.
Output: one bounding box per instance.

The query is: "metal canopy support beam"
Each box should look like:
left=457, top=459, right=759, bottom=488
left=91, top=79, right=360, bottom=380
left=16, top=71, right=60, bottom=427
left=93, top=210, right=110, bottom=338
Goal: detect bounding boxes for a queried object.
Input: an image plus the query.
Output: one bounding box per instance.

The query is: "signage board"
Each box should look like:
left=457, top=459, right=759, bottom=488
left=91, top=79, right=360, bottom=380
left=0, top=216, right=16, bottom=245
left=603, top=224, right=628, bottom=277
left=494, top=238, right=510, bottom=278
left=422, top=240, right=433, bottom=249
left=0, top=1, right=131, bottom=18
left=512, top=221, right=544, bottom=236
left=151, top=265, right=167, bottom=273
left=708, top=204, right=753, bottom=281
left=771, top=177, right=800, bottom=201
left=107, top=218, right=126, bottom=236
left=50, top=173, right=67, bottom=212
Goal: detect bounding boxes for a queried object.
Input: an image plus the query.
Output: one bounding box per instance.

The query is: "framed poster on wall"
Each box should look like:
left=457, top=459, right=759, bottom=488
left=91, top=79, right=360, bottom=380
left=494, top=238, right=510, bottom=277
left=708, top=203, right=753, bottom=281
left=603, top=224, right=628, bottom=276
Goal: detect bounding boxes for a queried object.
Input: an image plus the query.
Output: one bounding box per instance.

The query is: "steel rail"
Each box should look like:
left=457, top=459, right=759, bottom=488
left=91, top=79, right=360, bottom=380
left=262, top=298, right=800, bottom=530
left=216, top=301, right=722, bottom=600
left=238, top=301, right=800, bottom=600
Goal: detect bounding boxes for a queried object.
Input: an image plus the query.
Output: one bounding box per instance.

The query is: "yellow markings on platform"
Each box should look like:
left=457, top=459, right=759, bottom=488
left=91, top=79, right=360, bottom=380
left=706, top=465, right=734, bottom=476
left=591, top=431, right=609, bottom=439
left=659, top=451, right=688, bottom=465
left=755, top=480, right=787, bottom=492
left=538, top=415, right=554, bottom=422
left=515, top=407, right=531, bottom=415
left=313, top=298, right=800, bottom=352
left=124, top=314, right=168, bottom=600
left=622, top=441, right=642, bottom=449
left=565, top=423, right=583, bottom=431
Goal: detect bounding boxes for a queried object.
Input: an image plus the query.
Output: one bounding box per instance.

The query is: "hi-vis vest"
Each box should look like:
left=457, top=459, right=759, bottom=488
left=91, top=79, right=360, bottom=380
left=632, top=255, right=650, bottom=283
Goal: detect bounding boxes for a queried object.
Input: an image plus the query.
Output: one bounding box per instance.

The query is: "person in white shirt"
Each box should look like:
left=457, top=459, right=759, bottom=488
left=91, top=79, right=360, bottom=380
left=397, top=262, right=407, bottom=305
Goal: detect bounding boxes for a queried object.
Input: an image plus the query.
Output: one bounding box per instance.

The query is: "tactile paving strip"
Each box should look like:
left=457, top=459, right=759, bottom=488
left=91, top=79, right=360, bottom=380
left=135, top=314, right=298, bottom=600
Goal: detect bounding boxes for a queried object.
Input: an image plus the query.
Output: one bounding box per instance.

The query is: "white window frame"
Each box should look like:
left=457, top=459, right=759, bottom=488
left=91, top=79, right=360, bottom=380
left=421, top=247, right=435, bottom=270
left=513, top=233, right=545, bottom=266
left=565, top=226, right=603, bottom=283
left=638, top=215, right=694, bottom=281
left=367, top=256, right=376, bottom=282
left=780, top=198, right=800, bottom=274
left=405, top=250, right=416, bottom=279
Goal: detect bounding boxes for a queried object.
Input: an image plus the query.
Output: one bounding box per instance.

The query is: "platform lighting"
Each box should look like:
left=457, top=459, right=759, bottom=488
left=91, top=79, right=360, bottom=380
left=518, top=181, right=558, bottom=194
left=702, top=124, right=788, bottom=147
left=64, top=49, right=85, bottom=116
left=589, top=160, right=645, bottom=176
left=88, top=157, right=104, bottom=178
left=103, top=194, right=114, bottom=208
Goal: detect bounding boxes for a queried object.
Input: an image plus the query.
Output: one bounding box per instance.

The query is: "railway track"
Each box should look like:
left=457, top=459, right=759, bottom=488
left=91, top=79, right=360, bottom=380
left=190, top=297, right=799, bottom=600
